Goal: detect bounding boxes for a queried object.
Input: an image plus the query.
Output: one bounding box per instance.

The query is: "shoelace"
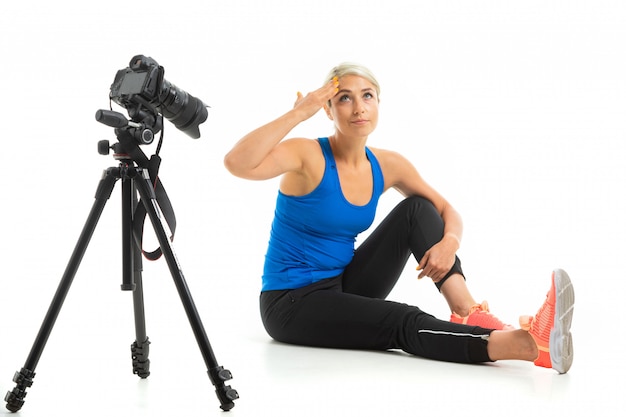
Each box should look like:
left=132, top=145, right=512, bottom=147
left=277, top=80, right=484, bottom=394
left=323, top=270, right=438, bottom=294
left=466, top=301, right=497, bottom=318
left=467, top=302, right=508, bottom=326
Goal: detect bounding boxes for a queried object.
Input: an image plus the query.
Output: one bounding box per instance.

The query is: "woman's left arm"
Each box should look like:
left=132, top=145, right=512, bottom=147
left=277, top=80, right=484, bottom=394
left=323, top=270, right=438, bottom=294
left=376, top=149, right=462, bottom=282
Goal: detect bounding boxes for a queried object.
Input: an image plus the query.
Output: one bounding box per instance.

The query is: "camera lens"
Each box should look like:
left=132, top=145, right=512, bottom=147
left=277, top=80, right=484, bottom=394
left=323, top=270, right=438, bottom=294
left=158, top=81, right=208, bottom=139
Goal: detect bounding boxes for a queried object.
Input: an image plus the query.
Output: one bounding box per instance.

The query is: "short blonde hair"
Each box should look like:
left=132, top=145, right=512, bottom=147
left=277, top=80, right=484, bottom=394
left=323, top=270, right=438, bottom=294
left=324, top=62, right=381, bottom=101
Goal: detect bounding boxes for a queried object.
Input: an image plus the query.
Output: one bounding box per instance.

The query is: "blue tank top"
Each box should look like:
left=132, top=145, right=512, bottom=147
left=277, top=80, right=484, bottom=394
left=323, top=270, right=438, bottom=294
left=262, top=137, right=385, bottom=291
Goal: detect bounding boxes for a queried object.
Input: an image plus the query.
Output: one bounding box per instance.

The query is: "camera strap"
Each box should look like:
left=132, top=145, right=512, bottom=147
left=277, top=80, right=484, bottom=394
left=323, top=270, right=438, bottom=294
left=119, top=134, right=177, bottom=261
left=133, top=154, right=177, bottom=261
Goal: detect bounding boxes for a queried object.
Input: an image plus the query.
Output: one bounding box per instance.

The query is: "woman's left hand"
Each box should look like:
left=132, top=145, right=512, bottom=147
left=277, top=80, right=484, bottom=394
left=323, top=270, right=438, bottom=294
left=416, top=235, right=459, bottom=282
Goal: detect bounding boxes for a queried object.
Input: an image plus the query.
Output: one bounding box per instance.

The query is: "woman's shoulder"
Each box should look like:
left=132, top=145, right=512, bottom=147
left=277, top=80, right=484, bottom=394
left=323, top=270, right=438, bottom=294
left=367, top=147, right=417, bottom=186
left=279, top=137, right=325, bottom=166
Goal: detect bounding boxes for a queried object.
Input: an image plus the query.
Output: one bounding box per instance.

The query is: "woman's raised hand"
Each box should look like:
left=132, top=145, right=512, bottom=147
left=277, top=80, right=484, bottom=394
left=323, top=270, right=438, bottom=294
left=292, top=77, right=339, bottom=121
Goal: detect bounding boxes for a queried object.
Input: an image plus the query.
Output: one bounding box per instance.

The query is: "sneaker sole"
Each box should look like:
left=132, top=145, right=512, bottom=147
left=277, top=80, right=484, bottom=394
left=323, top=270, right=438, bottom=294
left=550, top=269, right=575, bottom=374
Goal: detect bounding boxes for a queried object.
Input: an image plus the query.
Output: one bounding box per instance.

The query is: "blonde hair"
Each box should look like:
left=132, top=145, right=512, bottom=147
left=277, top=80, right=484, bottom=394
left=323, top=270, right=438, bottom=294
left=324, top=62, right=381, bottom=102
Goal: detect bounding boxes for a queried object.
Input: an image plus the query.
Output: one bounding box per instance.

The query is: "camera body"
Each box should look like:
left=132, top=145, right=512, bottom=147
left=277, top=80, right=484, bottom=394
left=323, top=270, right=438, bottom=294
left=110, top=55, right=208, bottom=139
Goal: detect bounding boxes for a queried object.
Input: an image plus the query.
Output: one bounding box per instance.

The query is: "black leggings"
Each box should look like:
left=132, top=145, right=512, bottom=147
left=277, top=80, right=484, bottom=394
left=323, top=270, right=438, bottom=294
left=260, top=196, right=493, bottom=363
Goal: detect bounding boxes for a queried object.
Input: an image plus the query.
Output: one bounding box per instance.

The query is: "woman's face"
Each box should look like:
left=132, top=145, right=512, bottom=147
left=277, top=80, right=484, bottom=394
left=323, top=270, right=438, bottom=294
left=325, top=75, right=379, bottom=138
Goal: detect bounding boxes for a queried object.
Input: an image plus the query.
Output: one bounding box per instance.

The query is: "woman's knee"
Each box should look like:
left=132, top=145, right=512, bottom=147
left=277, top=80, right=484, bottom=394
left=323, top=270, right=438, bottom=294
left=400, top=196, right=442, bottom=225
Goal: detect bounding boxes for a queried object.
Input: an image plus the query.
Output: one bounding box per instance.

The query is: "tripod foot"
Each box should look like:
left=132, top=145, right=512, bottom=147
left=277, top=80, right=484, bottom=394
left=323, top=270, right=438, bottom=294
left=131, top=338, right=151, bottom=378
left=208, top=366, right=238, bottom=411
left=4, top=367, right=35, bottom=412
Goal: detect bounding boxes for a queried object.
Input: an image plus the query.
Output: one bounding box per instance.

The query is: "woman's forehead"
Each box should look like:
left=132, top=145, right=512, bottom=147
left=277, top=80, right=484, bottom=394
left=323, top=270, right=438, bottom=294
left=338, top=74, right=376, bottom=89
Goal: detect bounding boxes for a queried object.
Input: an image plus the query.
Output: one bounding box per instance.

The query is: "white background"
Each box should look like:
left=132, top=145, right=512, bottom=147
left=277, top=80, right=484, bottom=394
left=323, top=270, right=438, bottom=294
left=0, top=1, right=624, bottom=416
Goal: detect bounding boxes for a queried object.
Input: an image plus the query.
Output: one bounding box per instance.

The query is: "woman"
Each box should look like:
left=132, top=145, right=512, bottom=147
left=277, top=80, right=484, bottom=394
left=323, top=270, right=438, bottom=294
left=224, top=63, right=574, bottom=373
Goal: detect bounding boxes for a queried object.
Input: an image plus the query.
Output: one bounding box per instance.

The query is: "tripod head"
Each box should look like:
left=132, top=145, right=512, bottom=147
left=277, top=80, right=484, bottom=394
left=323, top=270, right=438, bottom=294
left=95, top=109, right=162, bottom=160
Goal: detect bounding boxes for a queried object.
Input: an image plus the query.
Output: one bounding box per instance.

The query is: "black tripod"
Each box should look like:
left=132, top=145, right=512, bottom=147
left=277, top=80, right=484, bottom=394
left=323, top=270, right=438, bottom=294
left=4, top=110, right=238, bottom=412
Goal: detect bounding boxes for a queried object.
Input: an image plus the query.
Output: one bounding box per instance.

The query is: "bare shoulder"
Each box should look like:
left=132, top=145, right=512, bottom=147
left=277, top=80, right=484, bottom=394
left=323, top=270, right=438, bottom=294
left=279, top=137, right=325, bottom=195
left=278, top=137, right=323, bottom=165
left=367, top=146, right=420, bottom=191
left=368, top=146, right=414, bottom=171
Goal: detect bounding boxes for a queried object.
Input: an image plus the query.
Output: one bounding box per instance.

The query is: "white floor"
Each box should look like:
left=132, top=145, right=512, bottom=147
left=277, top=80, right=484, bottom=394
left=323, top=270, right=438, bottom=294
left=2, top=338, right=612, bottom=417
left=0, top=253, right=623, bottom=417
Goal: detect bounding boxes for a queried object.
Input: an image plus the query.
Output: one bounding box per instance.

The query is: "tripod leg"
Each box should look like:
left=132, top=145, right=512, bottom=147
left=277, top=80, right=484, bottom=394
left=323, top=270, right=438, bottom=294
left=4, top=169, right=118, bottom=413
left=133, top=169, right=239, bottom=411
left=121, top=177, right=151, bottom=378
left=130, top=268, right=151, bottom=378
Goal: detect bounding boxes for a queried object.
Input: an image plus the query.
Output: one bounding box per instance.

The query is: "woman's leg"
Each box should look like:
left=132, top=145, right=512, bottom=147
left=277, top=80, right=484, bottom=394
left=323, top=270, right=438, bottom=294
left=260, top=277, right=493, bottom=363
left=439, top=274, right=478, bottom=317
left=342, top=196, right=476, bottom=314
left=487, top=330, right=537, bottom=361
left=260, top=271, right=574, bottom=373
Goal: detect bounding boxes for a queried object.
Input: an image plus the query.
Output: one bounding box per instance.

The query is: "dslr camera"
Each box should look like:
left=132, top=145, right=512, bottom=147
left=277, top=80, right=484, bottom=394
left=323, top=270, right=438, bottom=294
left=109, top=55, right=208, bottom=139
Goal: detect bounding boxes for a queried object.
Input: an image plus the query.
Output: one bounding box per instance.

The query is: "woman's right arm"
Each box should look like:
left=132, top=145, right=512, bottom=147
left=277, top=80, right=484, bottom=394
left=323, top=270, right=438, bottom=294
left=223, top=79, right=339, bottom=181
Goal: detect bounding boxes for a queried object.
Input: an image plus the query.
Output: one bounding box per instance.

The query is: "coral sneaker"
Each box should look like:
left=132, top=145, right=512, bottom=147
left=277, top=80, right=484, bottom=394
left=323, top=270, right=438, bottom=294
left=450, top=301, right=513, bottom=330
left=520, top=269, right=575, bottom=374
